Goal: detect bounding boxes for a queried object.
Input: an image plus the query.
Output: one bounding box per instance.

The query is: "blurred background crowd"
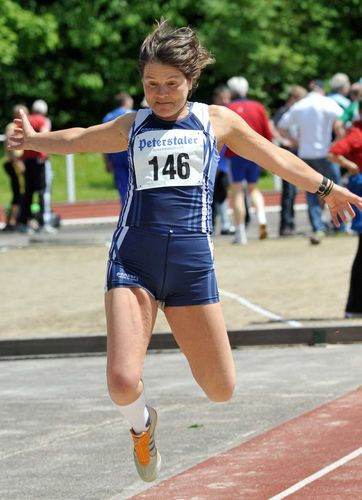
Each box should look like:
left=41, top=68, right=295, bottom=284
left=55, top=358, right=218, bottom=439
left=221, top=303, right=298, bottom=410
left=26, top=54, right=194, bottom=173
left=2, top=72, right=361, bottom=244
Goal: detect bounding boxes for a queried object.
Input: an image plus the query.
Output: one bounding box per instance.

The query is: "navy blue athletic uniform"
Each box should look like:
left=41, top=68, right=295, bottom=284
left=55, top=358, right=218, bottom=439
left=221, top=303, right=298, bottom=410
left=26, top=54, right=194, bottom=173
left=106, top=102, right=220, bottom=307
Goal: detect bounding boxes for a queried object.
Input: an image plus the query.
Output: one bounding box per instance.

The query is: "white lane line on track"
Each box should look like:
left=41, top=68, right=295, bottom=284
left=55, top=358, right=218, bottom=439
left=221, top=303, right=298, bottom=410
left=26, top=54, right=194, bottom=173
left=269, top=447, right=362, bottom=499
left=219, top=289, right=302, bottom=327
left=250, top=203, right=307, bottom=214
left=62, top=216, right=118, bottom=225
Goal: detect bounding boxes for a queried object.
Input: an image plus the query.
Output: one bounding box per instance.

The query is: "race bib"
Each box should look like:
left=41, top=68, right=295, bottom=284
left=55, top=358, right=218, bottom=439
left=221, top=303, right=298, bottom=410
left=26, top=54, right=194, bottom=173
left=133, top=129, right=205, bottom=190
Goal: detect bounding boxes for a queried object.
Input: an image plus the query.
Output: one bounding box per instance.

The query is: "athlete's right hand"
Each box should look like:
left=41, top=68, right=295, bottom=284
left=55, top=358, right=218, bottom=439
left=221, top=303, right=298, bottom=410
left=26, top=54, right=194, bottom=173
left=7, top=109, right=35, bottom=151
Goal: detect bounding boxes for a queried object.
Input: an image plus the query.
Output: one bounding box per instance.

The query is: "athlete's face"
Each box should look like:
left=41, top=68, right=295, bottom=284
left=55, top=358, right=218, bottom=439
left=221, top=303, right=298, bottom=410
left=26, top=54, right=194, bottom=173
left=142, top=62, right=192, bottom=121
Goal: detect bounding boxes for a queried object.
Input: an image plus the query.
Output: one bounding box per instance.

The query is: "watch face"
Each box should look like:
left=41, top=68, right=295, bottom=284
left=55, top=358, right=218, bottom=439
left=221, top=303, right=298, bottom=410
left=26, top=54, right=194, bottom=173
left=318, top=178, right=328, bottom=194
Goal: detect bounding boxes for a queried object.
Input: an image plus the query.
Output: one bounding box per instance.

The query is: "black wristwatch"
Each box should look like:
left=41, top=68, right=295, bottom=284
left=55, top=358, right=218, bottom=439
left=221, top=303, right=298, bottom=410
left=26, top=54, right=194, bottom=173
left=316, top=176, right=329, bottom=196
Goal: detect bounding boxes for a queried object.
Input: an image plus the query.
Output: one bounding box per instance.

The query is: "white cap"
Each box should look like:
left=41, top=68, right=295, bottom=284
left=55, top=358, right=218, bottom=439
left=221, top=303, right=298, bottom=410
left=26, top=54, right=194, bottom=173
left=330, top=73, right=350, bottom=92
left=227, top=76, right=249, bottom=97
left=32, top=99, right=48, bottom=115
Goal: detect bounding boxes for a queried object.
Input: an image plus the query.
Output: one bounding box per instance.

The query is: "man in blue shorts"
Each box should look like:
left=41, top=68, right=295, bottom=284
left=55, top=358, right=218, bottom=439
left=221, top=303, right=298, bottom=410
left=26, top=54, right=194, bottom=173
left=102, top=92, right=134, bottom=202
left=226, top=76, right=272, bottom=244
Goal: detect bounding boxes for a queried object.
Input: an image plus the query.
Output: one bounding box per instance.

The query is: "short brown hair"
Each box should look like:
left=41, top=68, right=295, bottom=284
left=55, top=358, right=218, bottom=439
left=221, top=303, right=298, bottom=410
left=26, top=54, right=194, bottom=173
left=114, top=91, right=133, bottom=107
left=138, top=19, right=215, bottom=90
left=288, top=85, right=307, bottom=100
left=13, top=104, right=29, bottom=117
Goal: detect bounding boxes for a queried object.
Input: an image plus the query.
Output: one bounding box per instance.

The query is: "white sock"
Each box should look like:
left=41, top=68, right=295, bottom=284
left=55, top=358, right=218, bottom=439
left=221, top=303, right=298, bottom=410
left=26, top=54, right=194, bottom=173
left=234, top=224, right=247, bottom=244
left=117, top=390, right=150, bottom=434
left=257, top=211, right=267, bottom=225
left=219, top=200, right=231, bottom=229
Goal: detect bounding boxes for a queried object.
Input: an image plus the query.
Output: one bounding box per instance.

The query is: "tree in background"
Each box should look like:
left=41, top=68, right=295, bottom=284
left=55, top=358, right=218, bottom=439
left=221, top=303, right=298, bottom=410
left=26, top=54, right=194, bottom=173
left=1, top=0, right=58, bottom=116
left=195, top=0, right=362, bottom=105
left=1, top=0, right=361, bottom=129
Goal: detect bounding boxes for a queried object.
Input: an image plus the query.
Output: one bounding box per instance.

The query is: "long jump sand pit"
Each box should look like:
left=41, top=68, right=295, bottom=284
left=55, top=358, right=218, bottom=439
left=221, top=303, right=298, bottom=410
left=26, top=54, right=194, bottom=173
left=0, top=234, right=358, bottom=339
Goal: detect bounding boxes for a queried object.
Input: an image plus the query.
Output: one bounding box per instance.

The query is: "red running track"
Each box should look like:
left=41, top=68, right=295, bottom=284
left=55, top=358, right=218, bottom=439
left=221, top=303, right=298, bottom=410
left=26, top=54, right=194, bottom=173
left=130, top=387, right=362, bottom=499
left=0, top=192, right=307, bottom=222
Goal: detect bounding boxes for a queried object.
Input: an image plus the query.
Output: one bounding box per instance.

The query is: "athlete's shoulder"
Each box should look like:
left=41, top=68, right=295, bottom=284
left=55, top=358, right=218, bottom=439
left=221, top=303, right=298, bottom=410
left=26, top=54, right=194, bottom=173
left=110, top=111, right=137, bottom=138
left=209, top=104, right=236, bottom=121
left=208, top=103, right=223, bottom=116
left=208, top=105, right=242, bottom=142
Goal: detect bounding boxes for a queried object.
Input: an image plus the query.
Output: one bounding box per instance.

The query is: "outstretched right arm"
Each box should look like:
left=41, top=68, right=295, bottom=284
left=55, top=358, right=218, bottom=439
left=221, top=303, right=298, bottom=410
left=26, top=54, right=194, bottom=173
left=7, top=109, right=136, bottom=155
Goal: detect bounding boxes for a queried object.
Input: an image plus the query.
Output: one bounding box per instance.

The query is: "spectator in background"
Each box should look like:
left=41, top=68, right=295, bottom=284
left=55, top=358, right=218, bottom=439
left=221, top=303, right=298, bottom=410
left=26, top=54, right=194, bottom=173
left=327, top=73, right=352, bottom=208
left=272, top=85, right=307, bottom=236
left=328, top=99, right=362, bottom=318
left=212, top=85, right=231, bottom=107
left=328, top=73, right=351, bottom=111
left=212, top=86, right=234, bottom=235
left=102, top=91, right=134, bottom=203
left=32, top=100, right=56, bottom=231
left=17, top=99, right=51, bottom=232
left=278, top=79, right=344, bottom=244
left=225, top=76, right=272, bottom=244
left=2, top=105, right=28, bottom=231
left=342, top=81, right=362, bottom=128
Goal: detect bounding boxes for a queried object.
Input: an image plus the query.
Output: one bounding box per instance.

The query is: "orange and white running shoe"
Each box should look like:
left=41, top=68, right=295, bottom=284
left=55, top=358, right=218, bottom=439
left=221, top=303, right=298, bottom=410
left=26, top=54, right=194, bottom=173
left=130, top=406, right=161, bottom=482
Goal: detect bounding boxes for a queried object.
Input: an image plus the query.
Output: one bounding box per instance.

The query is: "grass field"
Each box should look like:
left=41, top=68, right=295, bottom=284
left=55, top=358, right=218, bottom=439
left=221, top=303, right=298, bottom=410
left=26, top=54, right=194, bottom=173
left=0, top=146, right=275, bottom=206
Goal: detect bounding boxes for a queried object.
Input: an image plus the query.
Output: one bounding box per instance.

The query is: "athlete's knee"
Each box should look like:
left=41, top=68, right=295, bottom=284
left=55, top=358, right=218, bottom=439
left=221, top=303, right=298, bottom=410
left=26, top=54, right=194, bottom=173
left=204, top=377, right=235, bottom=403
left=107, top=367, right=141, bottom=404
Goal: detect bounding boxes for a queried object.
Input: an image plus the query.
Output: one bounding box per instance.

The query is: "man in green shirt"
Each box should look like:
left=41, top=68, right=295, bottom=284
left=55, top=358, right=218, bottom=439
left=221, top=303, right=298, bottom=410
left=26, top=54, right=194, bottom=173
left=342, top=81, right=362, bottom=127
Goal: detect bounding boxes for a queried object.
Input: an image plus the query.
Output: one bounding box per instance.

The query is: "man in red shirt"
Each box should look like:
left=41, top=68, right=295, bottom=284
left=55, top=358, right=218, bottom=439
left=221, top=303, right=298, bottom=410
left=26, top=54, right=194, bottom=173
left=328, top=105, right=362, bottom=176
left=18, top=100, right=51, bottom=232
left=328, top=99, right=362, bottom=318
left=225, top=76, right=272, bottom=244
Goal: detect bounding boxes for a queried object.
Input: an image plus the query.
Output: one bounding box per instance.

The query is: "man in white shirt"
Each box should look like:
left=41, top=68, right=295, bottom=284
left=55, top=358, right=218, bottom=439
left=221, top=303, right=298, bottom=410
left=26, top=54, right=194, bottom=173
left=278, top=80, right=344, bottom=243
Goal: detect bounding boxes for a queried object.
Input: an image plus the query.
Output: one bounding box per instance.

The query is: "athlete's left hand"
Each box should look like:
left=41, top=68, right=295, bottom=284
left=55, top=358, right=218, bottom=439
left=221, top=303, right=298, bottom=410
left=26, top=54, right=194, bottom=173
left=325, top=184, right=362, bottom=227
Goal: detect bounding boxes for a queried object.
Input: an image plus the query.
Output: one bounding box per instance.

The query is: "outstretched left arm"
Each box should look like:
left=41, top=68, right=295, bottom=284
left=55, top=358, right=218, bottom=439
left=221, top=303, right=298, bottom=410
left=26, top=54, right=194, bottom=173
left=209, top=105, right=362, bottom=227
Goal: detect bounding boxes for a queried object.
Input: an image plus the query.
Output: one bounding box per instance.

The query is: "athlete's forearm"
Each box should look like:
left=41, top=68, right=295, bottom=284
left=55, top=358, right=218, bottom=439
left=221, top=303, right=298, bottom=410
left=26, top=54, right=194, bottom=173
left=228, top=129, right=323, bottom=193
left=268, top=146, right=323, bottom=192
left=13, top=117, right=128, bottom=155
left=247, top=139, right=323, bottom=193
left=26, top=128, right=88, bottom=154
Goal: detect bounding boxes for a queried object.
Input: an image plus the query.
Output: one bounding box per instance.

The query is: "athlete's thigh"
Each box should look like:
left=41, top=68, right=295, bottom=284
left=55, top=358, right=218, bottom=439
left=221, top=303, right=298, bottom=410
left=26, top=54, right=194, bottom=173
left=105, top=287, right=158, bottom=373
left=164, top=303, right=235, bottom=385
